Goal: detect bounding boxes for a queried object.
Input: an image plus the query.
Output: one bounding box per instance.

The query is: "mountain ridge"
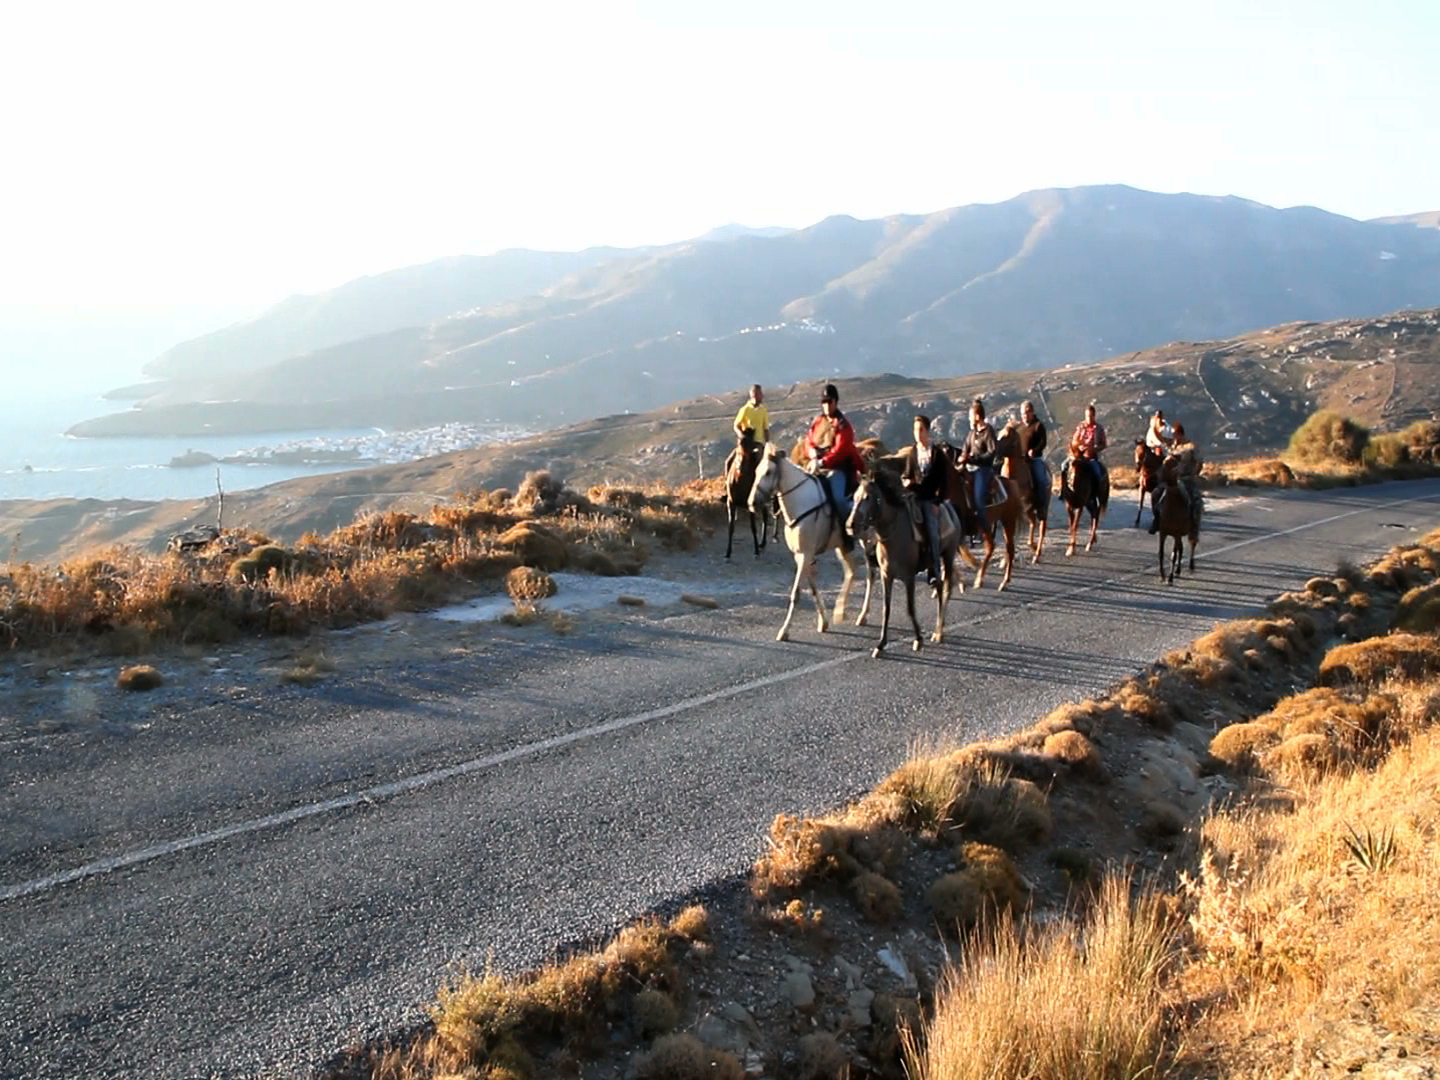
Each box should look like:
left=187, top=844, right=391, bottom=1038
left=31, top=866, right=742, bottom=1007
left=74, top=185, right=1440, bottom=439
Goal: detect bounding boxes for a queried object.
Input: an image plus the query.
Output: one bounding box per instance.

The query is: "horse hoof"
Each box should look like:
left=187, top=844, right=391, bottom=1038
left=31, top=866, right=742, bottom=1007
left=912, top=639, right=922, bottom=652
left=855, top=615, right=868, bottom=626
left=871, top=646, right=884, bottom=659
left=776, top=629, right=789, bottom=642
left=930, top=631, right=942, bottom=644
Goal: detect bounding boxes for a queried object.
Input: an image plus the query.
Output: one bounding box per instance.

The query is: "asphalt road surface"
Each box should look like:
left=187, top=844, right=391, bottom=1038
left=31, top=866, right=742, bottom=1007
left=4, top=478, right=1440, bottom=1079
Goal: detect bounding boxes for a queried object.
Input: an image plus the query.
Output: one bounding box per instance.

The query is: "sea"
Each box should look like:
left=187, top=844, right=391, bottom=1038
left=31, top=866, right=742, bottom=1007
left=0, top=388, right=383, bottom=504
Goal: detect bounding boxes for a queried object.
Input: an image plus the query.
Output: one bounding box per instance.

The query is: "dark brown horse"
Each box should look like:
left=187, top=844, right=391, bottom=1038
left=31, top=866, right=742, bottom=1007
left=944, top=431, right=1023, bottom=591
left=848, top=469, right=962, bottom=657
left=1060, top=449, right=1109, bottom=556
left=998, top=425, right=1051, bottom=562
left=723, top=444, right=776, bottom=558
left=1155, top=462, right=1201, bottom=583
left=1133, top=440, right=1164, bottom=528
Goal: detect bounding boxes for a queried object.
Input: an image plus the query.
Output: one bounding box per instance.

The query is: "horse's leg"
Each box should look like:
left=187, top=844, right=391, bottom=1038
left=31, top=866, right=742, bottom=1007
left=931, top=554, right=951, bottom=643
left=1065, top=508, right=1079, bottom=557
left=725, top=500, right=736, bottom=559
left=1135, top=482, right=1145, bottom=528
left=777, top=551, right=808, bottom=641
left=974, top=528, right=994, bottom=589
left=1189, top=530, right=1198, bottom=572
left=1158, top=534, right=1169, bottom=583
left=749, top=507, right=761, bottom=558
left=810, top=552, right=831, bottom=633
left=832, top=542, right=853, bottom=626
left=904, top=574, right=922, bottom=652
left=873, top=571, right=893, bottom=658
left=1086, top=507, right=1100, bottom=552
left=998, top=518, right=1016, bottom=591
left=1035, top=515, right=1048, bottom=563
left=853, top=541, right=874, bottom=626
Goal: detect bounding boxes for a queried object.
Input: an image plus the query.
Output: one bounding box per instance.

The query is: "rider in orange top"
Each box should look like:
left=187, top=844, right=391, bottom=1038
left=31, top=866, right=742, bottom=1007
left=806, top=383, right=865, bottom=520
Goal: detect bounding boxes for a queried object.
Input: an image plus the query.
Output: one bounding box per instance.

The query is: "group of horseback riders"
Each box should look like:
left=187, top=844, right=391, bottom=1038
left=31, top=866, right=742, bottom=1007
left=730, top=382, right=1201, bottom=581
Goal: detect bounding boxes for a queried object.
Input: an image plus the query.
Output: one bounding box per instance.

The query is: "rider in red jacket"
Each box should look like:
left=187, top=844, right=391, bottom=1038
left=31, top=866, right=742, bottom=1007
left=806, top=383, right=865, bottom=517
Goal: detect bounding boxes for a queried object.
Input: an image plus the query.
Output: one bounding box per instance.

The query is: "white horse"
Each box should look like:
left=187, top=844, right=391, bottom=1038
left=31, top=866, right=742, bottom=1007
left=748, top=445, right=873, bottom=642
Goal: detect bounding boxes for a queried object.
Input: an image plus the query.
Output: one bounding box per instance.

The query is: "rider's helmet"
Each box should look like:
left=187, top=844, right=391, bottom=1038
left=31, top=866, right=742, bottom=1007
left=821, top=383, right=839, bottom=403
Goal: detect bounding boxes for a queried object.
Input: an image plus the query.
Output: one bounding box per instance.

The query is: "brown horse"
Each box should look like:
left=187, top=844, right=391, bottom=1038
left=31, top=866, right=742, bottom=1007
left=723, top=444, right=776, bottom=558
left=1133, top=440, right=1164, bottom=528
left=944, top=431, right=1023, bottom=591
left=1060, top=449, right=1109, bottom=556
left=997, top=426, right=1051, bottom=562
left=1154, top=464, right=1201, bottom=583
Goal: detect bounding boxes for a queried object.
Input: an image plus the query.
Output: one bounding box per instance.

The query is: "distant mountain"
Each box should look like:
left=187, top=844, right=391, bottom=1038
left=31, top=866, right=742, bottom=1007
left=1372, top=211, right=1440, bottom=230
left=74, top=186, right=1440, bottom=438
left=695, top=223, right=794, bottom=243
left=137, top=247, right=636, bottom=383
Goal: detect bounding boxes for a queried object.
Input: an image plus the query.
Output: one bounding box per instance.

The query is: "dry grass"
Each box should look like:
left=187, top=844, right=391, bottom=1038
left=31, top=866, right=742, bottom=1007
left=0, top=476, right=717, bottom=656
left=364, top=911, right=707, bottom=1080
left=1177, top=725, right=1440, bottom=1077
left=1318, top=631, right=1440, bottom=687
left=907, top=876, right=1177, bottom=1080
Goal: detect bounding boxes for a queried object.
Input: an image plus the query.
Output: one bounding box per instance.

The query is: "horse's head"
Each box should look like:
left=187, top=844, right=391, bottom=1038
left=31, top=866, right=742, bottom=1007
left=847, top=474, right=880, bottom=537
left=748, top=444, right=782, bottom=512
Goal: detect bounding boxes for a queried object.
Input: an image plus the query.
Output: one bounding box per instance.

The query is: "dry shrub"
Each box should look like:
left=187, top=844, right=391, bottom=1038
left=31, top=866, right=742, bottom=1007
left=953, top=766, right=1052, bottom=850
left=505, top=566, right=557, bottom=609
left=635, top=1034, right=744, bottom=1080
left=668, top=904, right=710, bottom=942
left=1137, top=800, right=1189, bottom=843
left=926, top=843, right=1025, bottom=931
left=851, top=871, right=903, bottom=924
left=1365, top=431, right=1410, bottom=468
left=116, top=664, right=163, bottom=691
left=1209, top=722, right=1282, bottom=772
left=332, top=511, right=430, bottom=550
left=630, top=988, right=678, bottom=1038
left=1042, top=729, right=1104, bottom=778
left=907, top=876, right=1176, bottom=1080
left=1288, top=410, right=1370, bottom=465
left=1394, top=580, right=1440, bottom=633
left=495, top=522, right=570, bottom=571
left=1258, top=733, right=1342, bottom=781
left=796, top=1032, right=848, bottom=1080
left=1207, top=457, right=1295, bottom=488
left=1318, top=632, right=1440, bottom=687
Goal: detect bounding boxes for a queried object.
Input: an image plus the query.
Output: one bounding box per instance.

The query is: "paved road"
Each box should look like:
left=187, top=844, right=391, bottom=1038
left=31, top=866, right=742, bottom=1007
left=3, top=479, right=1439, bottom=1079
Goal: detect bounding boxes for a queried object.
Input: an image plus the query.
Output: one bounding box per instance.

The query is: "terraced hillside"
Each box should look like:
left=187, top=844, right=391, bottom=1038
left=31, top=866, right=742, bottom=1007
left=6, top=306, right=1439, bottom=563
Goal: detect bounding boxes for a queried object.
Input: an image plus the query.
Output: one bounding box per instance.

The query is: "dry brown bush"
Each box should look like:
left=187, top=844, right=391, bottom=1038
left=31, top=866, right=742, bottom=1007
left=495, top=522, right=570, bottom=571
left=1209, top=721, right=1282, bottom=771
left=635, top=1034, right=743, bottom=1080
left=1318, top=632, right=1440, bottom=687
left=1042, top=730, right=1104, bottom=777
left=851, top=871, right=903, bottom=924
left=504, top=567, right=557, bottom=610
left=796, top=1032, right=848, bottom=1080
left=926, top=843, right=1024, bottom=931
left=116, top=664, right=164, bottom=691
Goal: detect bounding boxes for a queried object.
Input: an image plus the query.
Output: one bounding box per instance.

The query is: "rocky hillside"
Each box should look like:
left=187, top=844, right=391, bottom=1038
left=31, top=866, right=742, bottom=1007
left=73, top=186, right=1440, bottom=438
left=9, top=305, right=1438, bottom=564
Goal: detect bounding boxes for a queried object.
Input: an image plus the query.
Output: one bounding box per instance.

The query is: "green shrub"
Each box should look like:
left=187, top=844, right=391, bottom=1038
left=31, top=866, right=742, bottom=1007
left=1288, top=410, right=1369, bottom=465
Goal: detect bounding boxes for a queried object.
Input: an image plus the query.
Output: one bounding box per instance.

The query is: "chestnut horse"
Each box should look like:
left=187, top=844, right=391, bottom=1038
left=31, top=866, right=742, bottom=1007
left=1060, top=450, right=1109, bottom=556
left=1133, top=440, right=1164, bottom=528
left=944, top=430, right=1023, bottom=591
left=997, top=425, right=1051, bottom=562
left=1155, top=461, right=1201, bottom=583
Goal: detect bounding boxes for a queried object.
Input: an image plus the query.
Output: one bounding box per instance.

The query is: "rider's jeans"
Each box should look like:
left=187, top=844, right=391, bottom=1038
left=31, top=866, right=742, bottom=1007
left=921, top=501, right=943, bottom=579
left=970, top=466, right=991, bottom=530
left=1029, top=458, right=1048, bottom=498
left=824, top=469, right=849, bottom=515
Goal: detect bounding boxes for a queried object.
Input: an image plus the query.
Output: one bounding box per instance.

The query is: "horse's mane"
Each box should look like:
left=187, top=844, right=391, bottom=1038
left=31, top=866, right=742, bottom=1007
left=868, top=465, right=907, bottom=505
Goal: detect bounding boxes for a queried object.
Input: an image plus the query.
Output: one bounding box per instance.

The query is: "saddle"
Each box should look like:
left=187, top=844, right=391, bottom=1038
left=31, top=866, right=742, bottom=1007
left=902, top=493, right=960, bottom=547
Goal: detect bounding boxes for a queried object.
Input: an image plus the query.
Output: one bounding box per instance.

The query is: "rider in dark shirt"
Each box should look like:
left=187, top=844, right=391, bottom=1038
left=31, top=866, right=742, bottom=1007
left=958, top=398, right=998, bottom=535
left=1017, top=400, right=1049, bottom=501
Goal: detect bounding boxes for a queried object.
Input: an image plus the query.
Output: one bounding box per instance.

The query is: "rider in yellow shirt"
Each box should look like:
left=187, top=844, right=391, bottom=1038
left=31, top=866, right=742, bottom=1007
left=733, top=384, right=770, bottom=454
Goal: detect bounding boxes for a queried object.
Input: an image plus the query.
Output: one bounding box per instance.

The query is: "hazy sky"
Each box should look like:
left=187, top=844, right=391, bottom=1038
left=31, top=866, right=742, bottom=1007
left=3, top=0, right=1437, bottom=311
